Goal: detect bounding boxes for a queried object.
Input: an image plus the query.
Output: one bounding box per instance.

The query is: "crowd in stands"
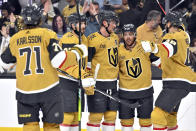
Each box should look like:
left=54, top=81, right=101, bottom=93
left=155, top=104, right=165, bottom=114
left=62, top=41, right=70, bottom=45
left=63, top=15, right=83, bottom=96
left=0, top=0, right=196, bottom=73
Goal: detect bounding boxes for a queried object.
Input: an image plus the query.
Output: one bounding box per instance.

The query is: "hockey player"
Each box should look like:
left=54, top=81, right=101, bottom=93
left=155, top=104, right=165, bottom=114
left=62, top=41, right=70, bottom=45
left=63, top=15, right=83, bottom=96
left=86, top=10, right=119, bottom=131
left=141, top=11, right=196, bottom=130
left=58, top=13, right=94, bottom=131
left=118, top=23, right=160, bottom=131
left=137, top=10, right=163, bottom=45
left=0, top=4, right=92, bottom=131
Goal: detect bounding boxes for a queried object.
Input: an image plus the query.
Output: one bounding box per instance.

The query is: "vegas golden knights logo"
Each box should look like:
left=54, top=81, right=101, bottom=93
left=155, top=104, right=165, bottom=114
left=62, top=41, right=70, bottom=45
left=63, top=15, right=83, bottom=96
left=108, top=47, right=118, bottom=67
left=126, top=58, right=142, bottom=78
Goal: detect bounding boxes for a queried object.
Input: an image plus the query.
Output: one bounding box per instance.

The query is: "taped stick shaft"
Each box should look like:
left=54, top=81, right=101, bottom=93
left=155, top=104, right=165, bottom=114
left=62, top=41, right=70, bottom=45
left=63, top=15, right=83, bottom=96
left=95, top=89, right=140, bottom=108
left=94, top=63, right=100, bottom=80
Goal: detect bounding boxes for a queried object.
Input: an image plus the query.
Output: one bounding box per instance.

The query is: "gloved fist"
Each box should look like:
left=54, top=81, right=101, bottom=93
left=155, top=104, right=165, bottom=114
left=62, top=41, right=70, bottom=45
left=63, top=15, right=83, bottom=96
left=71, top=44, right=88, bottom=61
left=83, top=86, right=94, bottom=95
left=82, top=77, right=96, bottom=95
left=141, top=41, right=158, bottom=53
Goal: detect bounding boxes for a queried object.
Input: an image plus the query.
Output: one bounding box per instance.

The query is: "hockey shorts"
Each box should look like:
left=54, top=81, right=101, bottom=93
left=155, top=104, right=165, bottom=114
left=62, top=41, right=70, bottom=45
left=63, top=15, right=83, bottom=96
left=17, top=95, right=64, bottom=124
left=87, top=85, right=118, bottom=112
left=119, top=95, right=153, bottom=119
left=60, top=78, right=85, bottom=112
left=155, top=81, right=190, bottom=113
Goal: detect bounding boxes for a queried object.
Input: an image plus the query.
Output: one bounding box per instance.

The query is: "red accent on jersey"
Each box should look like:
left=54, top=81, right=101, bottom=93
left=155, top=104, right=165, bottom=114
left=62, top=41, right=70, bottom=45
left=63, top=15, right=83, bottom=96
left=161, top=43, right=170, bottom=57
left=59, top=51, right=67, bottom=68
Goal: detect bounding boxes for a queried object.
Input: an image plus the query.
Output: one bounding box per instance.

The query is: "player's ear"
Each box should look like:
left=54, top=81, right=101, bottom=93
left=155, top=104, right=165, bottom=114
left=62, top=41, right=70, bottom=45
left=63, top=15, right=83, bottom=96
left=103, top=20, right=108, bottom=27
left=71, top=23, right=76, bottom=30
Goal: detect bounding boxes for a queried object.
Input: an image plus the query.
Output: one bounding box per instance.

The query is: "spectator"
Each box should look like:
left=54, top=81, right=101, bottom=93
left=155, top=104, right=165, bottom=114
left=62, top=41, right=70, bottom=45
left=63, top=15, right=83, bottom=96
left=0, top=24, right=10, bottom=56
left=0, top=2, right=23, bottom=34
left=94, top=0, right=104, bottom=9
left=83, top=1, right=100, bottom=37
left=52, top=14, right=67, bottom=39
left=136, top=10, right=162, bottom=44
left=109, top=0, right=129, bottom=14
left=58, top=0, right=69, bottom=12
left=6, top=0, right=21, bottom=15
left=62, top=0, right=83, bottom=24
left=187, top=0, right=196, bottom=42
left=136, top=0, right=144, bottom=12
left=190, top=38, right=196, bottom=72
left=119, top=0, right=142, bottom=29
left=0, top=24, right=16, bottom=73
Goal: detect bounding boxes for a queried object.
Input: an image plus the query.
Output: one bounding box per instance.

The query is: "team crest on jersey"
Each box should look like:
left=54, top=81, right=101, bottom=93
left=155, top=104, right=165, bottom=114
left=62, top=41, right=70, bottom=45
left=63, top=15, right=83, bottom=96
left=108, top=47, right=118, bottom=67
left=126, top=58, right=142, bottom=78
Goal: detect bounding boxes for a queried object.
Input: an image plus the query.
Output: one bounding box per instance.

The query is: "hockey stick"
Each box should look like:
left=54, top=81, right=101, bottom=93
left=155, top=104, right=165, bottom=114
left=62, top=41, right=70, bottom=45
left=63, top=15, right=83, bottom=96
left=155, top=0, right=166, bottom=15
left=93, top=64, right=141, bottom=109
left=57, top=67, right=141, bottom=109
left=75, top=0, right=82, bottom=130
left=94, top=89, right=140, bottom=108
left=169, top=0, right=185, bottom=12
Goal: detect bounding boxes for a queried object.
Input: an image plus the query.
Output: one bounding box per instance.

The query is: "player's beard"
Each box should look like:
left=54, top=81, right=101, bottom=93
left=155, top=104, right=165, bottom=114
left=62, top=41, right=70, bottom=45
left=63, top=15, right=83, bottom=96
left=125, top=37, right=136, bottom=50
left=152, top=23, right=159, bottom=30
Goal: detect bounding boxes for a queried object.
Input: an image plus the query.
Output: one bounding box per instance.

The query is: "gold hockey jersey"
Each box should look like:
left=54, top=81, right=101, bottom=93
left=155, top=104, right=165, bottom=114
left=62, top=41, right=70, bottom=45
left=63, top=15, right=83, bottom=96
left=159, top=30, right=196, bottom=82
left=137, top=23, right=163, bottom=44
left=118, top=42, right=153, bottom=91
left=58, top=31, right=88, bottom=79
left=88, top=32, right=119, bottom=80
left=8, top=28, right=60, bottom=93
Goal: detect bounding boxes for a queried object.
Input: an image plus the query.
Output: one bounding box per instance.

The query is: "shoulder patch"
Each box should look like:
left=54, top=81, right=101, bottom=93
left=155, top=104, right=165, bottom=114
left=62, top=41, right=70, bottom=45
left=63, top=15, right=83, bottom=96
left=67, top=34, right=73, bottom=37
left=88, top=33, right=96, bottom=40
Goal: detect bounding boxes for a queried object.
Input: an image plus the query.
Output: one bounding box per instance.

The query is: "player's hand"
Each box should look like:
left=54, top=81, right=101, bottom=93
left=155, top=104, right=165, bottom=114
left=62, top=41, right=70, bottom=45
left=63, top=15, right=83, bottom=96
left=82, top=77, right=95, bottom=95
left=71, top=44, right=88, bottom=61
left=83, top=86, right=94, bottom=95
left=141, top=41, right=158, bottom=53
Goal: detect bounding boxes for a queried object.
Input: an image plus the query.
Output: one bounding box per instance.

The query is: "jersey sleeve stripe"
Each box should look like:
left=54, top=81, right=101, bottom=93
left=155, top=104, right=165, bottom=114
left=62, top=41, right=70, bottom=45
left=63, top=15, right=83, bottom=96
left=58, top=51, right=68, bottom=68
left=162, top=42, right=174, bottom=57
left=51, top=51, right=67, bottom=68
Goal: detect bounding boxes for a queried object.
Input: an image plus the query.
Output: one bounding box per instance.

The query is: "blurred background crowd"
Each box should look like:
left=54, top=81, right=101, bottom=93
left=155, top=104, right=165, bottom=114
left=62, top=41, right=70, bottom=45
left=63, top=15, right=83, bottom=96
left=0, top=0, right=196, bottom=75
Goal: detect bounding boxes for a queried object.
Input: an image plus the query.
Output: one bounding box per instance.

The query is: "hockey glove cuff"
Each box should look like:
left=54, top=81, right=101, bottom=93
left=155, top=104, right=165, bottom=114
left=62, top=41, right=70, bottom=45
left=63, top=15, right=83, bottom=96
left=71, top=44, right=88, bottom=61
left=141, top=41, right=158, bottom=54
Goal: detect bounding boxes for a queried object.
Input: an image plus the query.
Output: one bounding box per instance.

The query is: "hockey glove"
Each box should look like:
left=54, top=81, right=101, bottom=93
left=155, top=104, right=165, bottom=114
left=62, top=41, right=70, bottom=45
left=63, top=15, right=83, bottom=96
left=141, top=41, right=158, bottom=53
left=82, top=77, right=95, bottom=95
left=70, top=44, right=88, bottom=61
left=81, top=71, right=95, bottom=95
left=61, top=65, right=95, bottom=95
